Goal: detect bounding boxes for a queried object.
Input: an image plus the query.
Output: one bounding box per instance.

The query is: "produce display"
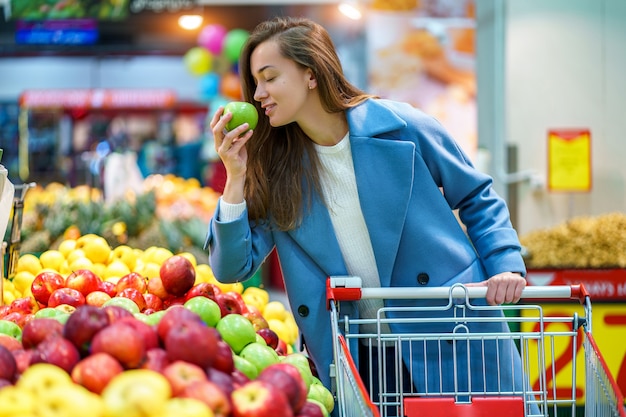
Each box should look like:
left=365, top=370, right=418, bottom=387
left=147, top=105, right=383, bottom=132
left=14, top=175, right=220, bottom=260
left=0, top=234, right=332, bottom=416
left=520, top=212, right=626, bottom=269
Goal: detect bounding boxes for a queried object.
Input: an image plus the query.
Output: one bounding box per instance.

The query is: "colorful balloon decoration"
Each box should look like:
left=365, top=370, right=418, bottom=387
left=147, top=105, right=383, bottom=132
left=183, top=46, right=213, bottom=76
left=186, top=26, right=250, bottom=103
left=220, top=72, right=243, bottom=100
left=197, top=24, right=228, bottom=55
left=223, top=29, right=250, bottom=64
left=199, top=72, right=221, bottom=101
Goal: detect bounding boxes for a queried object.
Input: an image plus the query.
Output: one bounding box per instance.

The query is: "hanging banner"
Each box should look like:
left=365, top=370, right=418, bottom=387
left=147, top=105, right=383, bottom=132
left=547, top=128, right=592, bottom=192
left=18, top=89, right=177, bottom=110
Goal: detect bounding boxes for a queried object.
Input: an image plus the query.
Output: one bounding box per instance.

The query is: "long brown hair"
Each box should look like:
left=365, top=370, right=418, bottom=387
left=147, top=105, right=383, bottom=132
left=239, top=16, right=374, bottom=231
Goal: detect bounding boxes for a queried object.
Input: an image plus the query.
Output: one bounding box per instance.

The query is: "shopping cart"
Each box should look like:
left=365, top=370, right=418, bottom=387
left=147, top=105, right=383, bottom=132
left=326, top=276, right=626, bottom=417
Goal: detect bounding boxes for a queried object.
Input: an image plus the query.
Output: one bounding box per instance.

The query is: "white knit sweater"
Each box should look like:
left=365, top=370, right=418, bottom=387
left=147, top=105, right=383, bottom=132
left=218, top=133, right=386, bottom=332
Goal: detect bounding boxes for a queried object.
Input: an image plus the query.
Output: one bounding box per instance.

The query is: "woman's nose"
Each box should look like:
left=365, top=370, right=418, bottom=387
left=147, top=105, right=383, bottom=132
left=253, top=85, right=266, bottom=102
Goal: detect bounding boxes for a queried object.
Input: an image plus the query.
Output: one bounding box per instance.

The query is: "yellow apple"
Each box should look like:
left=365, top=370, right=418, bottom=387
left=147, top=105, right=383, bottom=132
left=102, top=369, right=172, bottom=417
left=158, top=398, right=214, bottom=417
left=0, top=386, right=36, bottom=416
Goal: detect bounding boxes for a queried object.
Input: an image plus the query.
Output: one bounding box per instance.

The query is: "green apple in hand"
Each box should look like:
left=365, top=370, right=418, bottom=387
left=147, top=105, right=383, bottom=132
left=224, top=101, right=258, bottom=132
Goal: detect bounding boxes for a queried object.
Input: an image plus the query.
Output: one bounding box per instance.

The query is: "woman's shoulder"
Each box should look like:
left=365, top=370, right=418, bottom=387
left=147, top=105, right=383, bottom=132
left=349, top=98, right=446, bottom=137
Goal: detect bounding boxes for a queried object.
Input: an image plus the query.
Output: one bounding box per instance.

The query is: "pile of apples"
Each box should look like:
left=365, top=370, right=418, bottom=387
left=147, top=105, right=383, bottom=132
left=0, top=290, right=333, bottom=417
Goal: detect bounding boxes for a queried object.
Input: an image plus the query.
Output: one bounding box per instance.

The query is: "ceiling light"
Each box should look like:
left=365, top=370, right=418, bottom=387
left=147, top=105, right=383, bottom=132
left=178, top=15, right=204, bottom=30
left=338, top=1, right=362, bottom=20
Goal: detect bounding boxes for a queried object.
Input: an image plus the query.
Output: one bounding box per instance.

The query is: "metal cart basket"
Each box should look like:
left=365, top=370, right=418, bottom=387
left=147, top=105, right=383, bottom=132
left=326, top=276, right=626, bottom=417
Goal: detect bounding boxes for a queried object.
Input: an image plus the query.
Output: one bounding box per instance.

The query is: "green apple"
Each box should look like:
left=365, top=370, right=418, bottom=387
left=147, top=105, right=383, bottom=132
left=239, top=342, right=280, bottom=373
left=184, top=297, right=221, bottom=327
left=216, top=313, right=256, bottom=354
left=281, top=353, right=315, bottom=391
left=103, top=297, right=140, bottom=314
left=142, top=310, right=166, bottom=327
left=307, top=382, right=335, bottom=414
left=233, top=354, right=259, bottom=380
left=34, top=307, right=70, bottom=324
left=224, top=101, right=258, bottom=132
left=0, top=320, right=21, bottom=339
left=306, top=398, right=330, bottom=417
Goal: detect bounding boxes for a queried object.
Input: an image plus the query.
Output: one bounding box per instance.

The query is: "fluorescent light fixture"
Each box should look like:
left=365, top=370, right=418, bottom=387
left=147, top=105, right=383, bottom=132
left=338, top=1, right=362, bottom=20
left=178, top=15, right=204, bottom=30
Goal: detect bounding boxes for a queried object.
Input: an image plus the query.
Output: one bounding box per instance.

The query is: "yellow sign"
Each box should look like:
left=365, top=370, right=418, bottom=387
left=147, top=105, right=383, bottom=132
left=548, top=129, right=591, bottom=192
left=520, top=303, right=626, bottom=404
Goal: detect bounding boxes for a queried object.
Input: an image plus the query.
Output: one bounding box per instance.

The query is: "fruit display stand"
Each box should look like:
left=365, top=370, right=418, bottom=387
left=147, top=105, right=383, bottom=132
left=520, top=213, right=626, bottom=408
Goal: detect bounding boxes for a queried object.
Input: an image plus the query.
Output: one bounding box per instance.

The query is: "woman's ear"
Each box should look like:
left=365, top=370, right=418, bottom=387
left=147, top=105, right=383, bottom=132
left=306, top=70, right=317, bottom=90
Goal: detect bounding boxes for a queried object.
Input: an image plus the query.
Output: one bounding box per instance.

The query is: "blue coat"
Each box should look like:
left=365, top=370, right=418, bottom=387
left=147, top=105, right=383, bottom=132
left=205, top=98, right=528, bottom=394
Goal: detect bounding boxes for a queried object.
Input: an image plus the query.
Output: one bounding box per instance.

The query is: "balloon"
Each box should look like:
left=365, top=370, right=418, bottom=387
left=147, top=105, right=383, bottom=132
left=184, top=47, right=213, bottom=76
left=220, top=72, right=243, bottom=100
left=197, top=24, right=228, bottom=55
left=223, top=29, right=249, bottom=63
left=199, top=72, right=221, bottom=101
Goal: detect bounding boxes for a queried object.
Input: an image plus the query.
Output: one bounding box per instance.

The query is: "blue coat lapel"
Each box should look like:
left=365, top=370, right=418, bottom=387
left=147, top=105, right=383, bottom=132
left=286, top=100, right=417, bottom=287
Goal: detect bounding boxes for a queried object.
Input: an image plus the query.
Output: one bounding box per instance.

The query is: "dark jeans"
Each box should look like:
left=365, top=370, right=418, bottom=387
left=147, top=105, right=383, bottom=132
left=358, top=344, right=412, bottom=417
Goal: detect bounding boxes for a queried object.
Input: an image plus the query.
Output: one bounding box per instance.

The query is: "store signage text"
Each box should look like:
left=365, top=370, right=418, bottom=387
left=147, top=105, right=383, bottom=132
left=130, top=0, right=198, bottom=13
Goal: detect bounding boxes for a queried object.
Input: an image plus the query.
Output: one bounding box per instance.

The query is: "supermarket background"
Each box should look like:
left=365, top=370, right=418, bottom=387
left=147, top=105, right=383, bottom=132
left=1, top=0, right=625, bottom=409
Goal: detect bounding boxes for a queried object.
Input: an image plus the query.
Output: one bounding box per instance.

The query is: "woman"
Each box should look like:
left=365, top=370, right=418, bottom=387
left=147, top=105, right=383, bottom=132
left=205, top=16, right=532, bottom=412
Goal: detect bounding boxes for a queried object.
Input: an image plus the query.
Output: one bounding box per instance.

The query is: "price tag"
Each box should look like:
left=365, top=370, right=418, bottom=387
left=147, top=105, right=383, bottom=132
left=547, top=129, right=591, bottom=192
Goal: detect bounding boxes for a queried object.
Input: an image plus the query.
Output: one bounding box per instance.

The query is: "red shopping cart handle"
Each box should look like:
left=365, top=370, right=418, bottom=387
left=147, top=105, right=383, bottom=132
left=326, top=277, right=591, bottom=308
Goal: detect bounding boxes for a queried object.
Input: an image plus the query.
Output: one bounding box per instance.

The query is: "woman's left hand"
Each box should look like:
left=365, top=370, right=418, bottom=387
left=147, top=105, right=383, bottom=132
left=469, top=272, right=526, bottom=305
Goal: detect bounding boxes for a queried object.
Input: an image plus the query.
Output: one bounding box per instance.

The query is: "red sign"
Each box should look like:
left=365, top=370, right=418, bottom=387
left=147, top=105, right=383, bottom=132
left=19, top=89, right=177, bottom=109
left=527, top=269, right=626, bottom=301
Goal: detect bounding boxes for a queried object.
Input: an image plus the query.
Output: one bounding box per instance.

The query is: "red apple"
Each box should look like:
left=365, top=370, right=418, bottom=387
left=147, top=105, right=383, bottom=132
left=216, top=292, right=247, bottom=317
left=1, top=311, right=31, bottom=328
left=21, top=318, right=64, bottom=349
left=0, top=305, right=10, bottom=319
left=165, top=321, right=219, bottom=369
left=162, top=295, right=186, bottom=309
left=244, top=305, right=269, bottom=331
left=258, top=363, right=308, bottom=413
left=30, top=336, right=81, bottom=373
left=12, top=348, right=33, bottom=375
left=91, top=322, right=146, bottom=369
left=231, top=380, right=294, bottom=417
left=162, top=360, right=207, bottom=396
left=116, top=288, right=147, bottom=312
left=62, top=305, right=110, bottom=354
left=295, top=400, right=327, bottom=417
left=47, top=288, right=86, bottom=308
left=231, top=368, right=251, bottom=388
left=65, top=269, right=102, bottom=297
left=103, top=305, right=134, bottom=323
left=71, top=352, right=124, bottom=394
left=8, top=296, right=38, bottom=315
left=156, top=305, right=203, bottom=343
left=115, top=316, right=159, bottom=351
left=207, top=368, right=235, bottom=397
left=0, top=334, right=23, bottom=352
left=0, top=345, right=17, bottom=382
left=31, top=271, right=65, bottom=305
left=141, top=347, right=171, bottom=373
left=86, top=290, right=112, bottom=307
left=99, top=280, right=117, bottom=297
left=147, top=277, right=169, bottom=299
left=181, top=379, right=232, bottom=417
left=143, top=293, right=164, bottom=311
left=184, top=282, right=221, bottom=302
left=256, top=328, right=279, bottom=350
left=115, top=272, right=147, bottom=294
left=212, top=339, right=235, bottom=374
left=275, top=339, right=288, bottom=356
left=159, top=255, right=196, bottom=297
